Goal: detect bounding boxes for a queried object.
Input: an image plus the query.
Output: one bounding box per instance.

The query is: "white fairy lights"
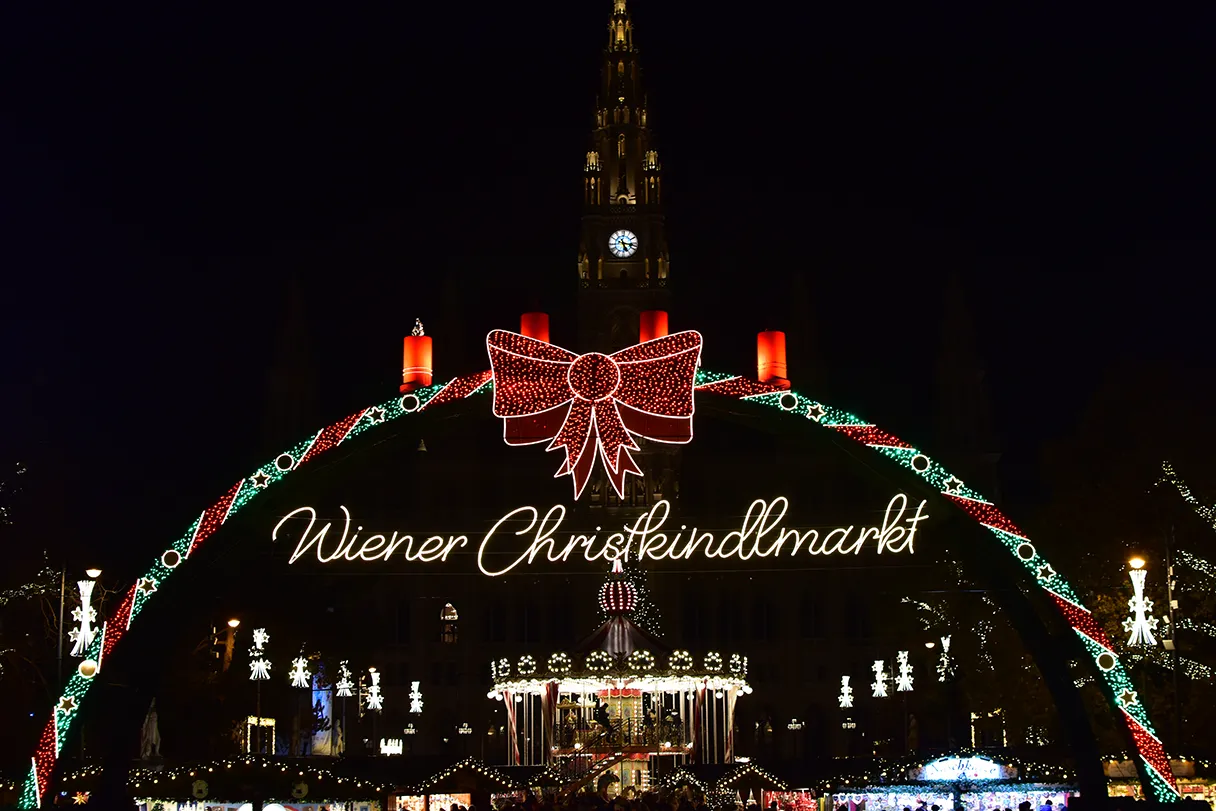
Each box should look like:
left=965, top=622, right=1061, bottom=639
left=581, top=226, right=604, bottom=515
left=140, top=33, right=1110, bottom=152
left=1124, top=564, right=1159, bottom=647
left=248, top=629, right=270, bottom=681
left=366, top=668, right=384, bottom=711
left=336, top=661, right=354, bottom=697
left=871, top=660, right=889, bottom=698
left=839, top=676, right=854, bottom=708
left=409, top=681, right=423, bottom=714
left=68, top=580, right=98, bottom=657
left=289, top=655, right=311, bottom=689
left=896, top=650, right=914, bottom=692
left=937, top=635, right=954, bottom=682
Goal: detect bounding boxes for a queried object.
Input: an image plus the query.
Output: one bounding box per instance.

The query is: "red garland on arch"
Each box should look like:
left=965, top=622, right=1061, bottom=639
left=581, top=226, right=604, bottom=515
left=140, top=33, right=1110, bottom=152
left=486, top=330, right=703, bottom=499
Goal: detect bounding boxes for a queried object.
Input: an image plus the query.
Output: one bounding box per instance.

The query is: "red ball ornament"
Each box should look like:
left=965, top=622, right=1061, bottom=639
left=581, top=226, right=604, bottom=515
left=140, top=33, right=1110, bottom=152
left=600, top=580, right=637, bottom=615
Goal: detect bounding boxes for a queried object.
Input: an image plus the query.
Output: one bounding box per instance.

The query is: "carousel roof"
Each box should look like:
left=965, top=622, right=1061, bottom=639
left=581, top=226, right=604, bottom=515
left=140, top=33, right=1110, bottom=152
left=573, top=614, right=670, bottom=657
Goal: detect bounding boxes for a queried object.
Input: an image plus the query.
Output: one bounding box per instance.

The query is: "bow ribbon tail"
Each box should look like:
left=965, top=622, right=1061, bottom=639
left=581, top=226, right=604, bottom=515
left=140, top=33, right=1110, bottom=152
left=548, top=400, right=598, bottom=499
left=592, top=400, right=640, bottom=499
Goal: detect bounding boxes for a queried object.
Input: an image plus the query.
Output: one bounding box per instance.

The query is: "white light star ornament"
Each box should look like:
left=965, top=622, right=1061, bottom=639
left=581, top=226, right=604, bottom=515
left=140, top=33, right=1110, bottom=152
left=871, top=660, right=889, bottom=698
left=409, top=680, right=424, bottom=714
left=1124, top=567, right=1159, bottom=646
left=896, top=650, right=914, bottom=692
left=838, top=676, right=854, bottom=708
left=366, top=668, right=384, bottom=711
left=249, top=628, right=271, bottom=681
left=289, top=654, right=311, bottom=688
left=336, top=660, right=354, bottom=697
left=69, top=580, right=98, bottom=657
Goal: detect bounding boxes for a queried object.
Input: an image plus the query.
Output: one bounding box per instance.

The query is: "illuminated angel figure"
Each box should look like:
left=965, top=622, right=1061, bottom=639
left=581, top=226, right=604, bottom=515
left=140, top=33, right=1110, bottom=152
left=289, top=655, right=311, bottom=688
left=366, top=668, right=384, bottom=711
left=1123, top=567, right=1159, bottom=646
left=895, top=650, right=914, bottom=692
left=838, top=676, right=854, bottom=708
left=871, top=660, right=889, bottom=698
left=335, top=660, right=354, bottom=697
left=69, top=580, right=98, bottom=657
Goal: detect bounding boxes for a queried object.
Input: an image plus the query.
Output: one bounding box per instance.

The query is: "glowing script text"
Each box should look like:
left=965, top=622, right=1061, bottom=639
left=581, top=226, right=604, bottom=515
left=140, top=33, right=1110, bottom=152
left=274, top=494, right=928, bottom=576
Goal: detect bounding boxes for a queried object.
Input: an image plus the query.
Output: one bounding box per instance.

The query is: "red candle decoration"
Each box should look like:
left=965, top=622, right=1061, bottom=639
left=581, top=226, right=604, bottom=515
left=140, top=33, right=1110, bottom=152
left=520, top=312, right=550, bottom=343
left=757, top=330, right=790, bottom=389
left=639, top=310, right=669, bottom=343
left=401, top=319, right=433, bottom=392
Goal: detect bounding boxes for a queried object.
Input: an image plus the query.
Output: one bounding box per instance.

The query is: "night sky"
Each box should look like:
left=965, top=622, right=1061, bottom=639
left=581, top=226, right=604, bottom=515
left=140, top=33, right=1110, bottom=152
left=2, top=3, right=1214, bottom=575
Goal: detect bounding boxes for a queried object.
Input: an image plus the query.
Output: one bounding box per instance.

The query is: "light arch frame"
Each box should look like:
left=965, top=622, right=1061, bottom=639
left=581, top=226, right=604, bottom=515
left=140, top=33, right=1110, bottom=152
left=19, top=368, right=1179, bottom=806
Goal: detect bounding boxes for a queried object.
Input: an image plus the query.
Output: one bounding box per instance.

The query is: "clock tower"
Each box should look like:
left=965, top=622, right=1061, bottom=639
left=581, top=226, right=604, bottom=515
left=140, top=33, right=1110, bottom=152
left=576, top=0, right=670, bottom=353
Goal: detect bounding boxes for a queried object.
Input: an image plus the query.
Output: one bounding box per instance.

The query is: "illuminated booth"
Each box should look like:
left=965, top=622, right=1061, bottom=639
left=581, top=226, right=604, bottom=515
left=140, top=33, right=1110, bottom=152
left=829, top=754, right=1076, bottom=811
left=487, top=559, right=752, bottom=794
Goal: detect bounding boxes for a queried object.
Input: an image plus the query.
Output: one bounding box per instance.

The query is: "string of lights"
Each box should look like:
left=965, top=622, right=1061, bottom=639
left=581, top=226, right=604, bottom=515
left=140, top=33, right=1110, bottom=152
left=1159, top=462, right=1216, bottom=532
left=0, top=461, right=26, bottom=526
left=0, top=552, right=57, bottom=607
left=60, top=754, right=387, bottom=802
left=1176, top=550, right=1216, bottom=583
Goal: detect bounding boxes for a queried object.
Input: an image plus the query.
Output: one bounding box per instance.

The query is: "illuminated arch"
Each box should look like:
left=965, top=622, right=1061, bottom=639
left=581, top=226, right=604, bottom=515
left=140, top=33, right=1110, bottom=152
left=20, top=367, right=1179, bottom=806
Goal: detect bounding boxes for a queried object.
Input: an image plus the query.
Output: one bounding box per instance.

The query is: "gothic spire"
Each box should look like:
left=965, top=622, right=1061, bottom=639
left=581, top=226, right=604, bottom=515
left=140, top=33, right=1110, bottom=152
left=583, top=0, right=658, bottom=210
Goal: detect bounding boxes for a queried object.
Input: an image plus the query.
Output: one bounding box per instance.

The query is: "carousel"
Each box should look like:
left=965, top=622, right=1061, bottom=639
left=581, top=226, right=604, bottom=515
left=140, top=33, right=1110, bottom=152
left=487, top=561, right=753, bottom=795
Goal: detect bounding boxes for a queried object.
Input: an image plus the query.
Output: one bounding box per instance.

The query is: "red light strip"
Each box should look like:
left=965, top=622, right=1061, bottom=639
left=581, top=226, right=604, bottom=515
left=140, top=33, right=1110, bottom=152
left=694, top=376, right=786, bottom=398
left=834, top=425, right=915, bottom=449
left=187, top=480, right=244, bottom=558
left=299, top=409, right=368, bottom=466
left=942, top=494, right=1027, bottom=538
left=422, top=370, right=494, bottom=411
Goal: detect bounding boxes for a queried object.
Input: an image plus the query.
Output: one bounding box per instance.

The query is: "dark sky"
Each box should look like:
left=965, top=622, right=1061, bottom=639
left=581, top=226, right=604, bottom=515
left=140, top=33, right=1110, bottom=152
left=2, top=3, right=1214, bottom=574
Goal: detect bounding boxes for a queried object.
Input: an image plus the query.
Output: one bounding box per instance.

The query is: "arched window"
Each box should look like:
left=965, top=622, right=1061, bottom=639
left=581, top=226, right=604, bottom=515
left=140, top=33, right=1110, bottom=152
left=440, top=603, right=458, bottom=644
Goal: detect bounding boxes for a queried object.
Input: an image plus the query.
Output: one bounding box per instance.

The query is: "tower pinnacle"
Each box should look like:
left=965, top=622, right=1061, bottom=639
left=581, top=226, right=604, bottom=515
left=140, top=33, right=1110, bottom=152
left=578, top=0, right=669, bottom=348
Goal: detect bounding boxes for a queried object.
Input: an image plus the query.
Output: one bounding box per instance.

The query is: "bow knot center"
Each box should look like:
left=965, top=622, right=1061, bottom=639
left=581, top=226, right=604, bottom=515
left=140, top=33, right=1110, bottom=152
left=567, top=352, right=620, bottom=401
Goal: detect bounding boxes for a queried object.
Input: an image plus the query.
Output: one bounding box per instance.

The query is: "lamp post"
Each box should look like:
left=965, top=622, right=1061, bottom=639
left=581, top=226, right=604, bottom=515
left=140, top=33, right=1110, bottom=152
left=787, top=718, right=803, bottom=762
left=1163, top=520, right=1182, bottom=750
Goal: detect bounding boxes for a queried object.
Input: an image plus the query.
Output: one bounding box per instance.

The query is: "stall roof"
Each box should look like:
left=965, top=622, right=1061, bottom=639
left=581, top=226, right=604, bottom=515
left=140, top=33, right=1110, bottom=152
left=413, top=757, right=522, bottom=795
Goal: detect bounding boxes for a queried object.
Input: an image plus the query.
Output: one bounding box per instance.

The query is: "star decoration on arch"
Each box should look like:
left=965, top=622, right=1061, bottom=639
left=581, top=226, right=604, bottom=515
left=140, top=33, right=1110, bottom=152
left=137, top=577, right=158, bottom=596
left=72, top=791, right=89, bottom=805
left=250, top=471, right=271, bottom=489
left=805, top=403, right=827, bottom=422
left=943, top=475, right=964, bottom=495
left=1036, top=563, right=1056, bottom=582
left=1117, top=688, right=1139, bottom=708
left=365, top=406, right=386, bottom=424
left=57, top=696, right=78, bottom=714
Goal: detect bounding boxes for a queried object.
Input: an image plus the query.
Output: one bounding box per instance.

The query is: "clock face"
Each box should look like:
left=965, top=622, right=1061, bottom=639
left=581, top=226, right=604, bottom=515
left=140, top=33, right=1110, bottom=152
left=608, top=230, right=639, bottom=258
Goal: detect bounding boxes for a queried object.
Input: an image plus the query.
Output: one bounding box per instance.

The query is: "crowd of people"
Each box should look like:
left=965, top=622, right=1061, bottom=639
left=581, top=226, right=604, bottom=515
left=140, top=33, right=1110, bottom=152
left=489, top=783, right=779, bottom=811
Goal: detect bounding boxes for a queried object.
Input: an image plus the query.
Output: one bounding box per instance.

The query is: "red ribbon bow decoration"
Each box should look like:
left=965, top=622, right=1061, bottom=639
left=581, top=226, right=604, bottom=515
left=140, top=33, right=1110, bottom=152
left=486, top=329, right=703, bottom=499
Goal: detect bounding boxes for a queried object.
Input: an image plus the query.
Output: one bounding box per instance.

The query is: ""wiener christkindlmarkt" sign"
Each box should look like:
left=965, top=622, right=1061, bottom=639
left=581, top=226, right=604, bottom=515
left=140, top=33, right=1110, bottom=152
left=273, top=494, right=929, bottom=576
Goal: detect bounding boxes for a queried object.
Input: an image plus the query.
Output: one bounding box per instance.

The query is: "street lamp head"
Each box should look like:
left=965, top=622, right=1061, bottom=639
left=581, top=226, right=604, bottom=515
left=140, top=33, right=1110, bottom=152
left=227, top=618, right=241, bottom=629
left=1129, top=557, right=1146, bottom=570
left=85, top=568, right=102, bottom=579
left=925, top=642, right=935, bottom=649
